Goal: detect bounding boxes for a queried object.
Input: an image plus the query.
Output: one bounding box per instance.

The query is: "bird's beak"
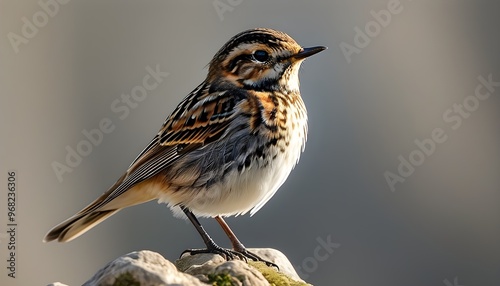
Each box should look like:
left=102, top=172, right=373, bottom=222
left=293, top=46, right=327, bottom=60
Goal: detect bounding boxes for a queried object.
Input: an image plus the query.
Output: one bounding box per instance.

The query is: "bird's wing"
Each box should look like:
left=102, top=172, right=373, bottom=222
left=157, top=88, right=247, bottom=147
left=78, top=86, right=248, bottom=214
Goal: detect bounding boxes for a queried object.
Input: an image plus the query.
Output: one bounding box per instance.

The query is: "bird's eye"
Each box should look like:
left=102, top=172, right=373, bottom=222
left=252, top=50, right=270, bottom=63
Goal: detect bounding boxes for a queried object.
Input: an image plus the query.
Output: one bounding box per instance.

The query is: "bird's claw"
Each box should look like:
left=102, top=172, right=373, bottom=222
left=181, top=247, right=279, bottom=269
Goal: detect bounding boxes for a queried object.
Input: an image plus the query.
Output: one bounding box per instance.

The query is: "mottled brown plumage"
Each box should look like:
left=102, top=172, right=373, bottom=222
left=44, top=28, right=325, bottom=265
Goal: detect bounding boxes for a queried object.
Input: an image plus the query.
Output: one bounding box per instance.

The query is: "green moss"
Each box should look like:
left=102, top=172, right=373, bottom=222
left=249, top=262, right=310, bottom=286
left=207, top=273, right=235, bottom=286
left=112, top=272, right=140, bottom=286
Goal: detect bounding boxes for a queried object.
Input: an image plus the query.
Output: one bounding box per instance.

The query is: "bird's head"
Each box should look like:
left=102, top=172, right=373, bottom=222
left=207, top=28, right=326, bottom=93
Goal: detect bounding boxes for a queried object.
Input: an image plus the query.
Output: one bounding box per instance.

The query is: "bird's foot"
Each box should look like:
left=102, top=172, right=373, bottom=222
left=181, top=246, right=278, bottom=269
left=234, top=248, right=279, bottom=269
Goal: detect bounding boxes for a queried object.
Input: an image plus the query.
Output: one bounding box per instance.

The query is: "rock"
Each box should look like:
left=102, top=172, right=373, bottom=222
left=176, top=248, right=308, bottom=285
left=178, top=254, right=268, bottom=286
left=83, top=250, right=207, bottom=286
left=51, top=248, right=312, bottom=286
left=248, top=248, right=305, bottom=282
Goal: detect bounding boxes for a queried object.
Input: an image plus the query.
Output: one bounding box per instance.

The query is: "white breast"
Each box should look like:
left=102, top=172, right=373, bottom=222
left=173, top=102, right=307, bottom=218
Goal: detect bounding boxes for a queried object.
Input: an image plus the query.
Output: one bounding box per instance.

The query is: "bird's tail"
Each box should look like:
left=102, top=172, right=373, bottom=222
left=43, top=209, right=119, bottom=242
left=44, top=175, right=160, bottom=242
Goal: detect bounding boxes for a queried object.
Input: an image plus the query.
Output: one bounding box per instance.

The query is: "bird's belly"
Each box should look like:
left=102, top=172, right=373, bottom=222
left=197, top=154, right=290, bottom=216
left=170, top=140, right=303, bottom=218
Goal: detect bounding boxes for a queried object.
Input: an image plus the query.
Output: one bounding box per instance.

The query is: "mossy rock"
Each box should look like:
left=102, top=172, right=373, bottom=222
left=112, top=272, right=140, bottom=286
left=208, top=273, right=236, bottom=286
left=249, top=262, right=311, bottom=286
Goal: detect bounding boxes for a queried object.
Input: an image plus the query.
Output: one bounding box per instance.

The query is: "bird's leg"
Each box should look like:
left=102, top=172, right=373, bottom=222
left=214, top=216, right=246, bottom=251
left=180, top=206, right=238, bottom=260
left=214, top=215, right=278, bottom=268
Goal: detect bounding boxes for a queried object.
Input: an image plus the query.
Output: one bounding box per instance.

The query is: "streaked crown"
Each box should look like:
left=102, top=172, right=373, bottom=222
left=207, top=28, right=326, bottom=93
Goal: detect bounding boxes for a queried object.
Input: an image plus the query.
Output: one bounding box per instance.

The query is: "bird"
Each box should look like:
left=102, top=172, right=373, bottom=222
left=44, top=28, right=326, bottom=266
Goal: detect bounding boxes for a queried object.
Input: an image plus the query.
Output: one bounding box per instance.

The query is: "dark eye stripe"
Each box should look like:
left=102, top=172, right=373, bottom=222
left=228, top=50, right=271, bottom=72
left=228, top=54, right=251, bottom=71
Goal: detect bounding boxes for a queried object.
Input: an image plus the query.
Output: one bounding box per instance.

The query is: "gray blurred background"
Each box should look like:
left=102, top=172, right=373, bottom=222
left=1, top=0, right=500, bottom=285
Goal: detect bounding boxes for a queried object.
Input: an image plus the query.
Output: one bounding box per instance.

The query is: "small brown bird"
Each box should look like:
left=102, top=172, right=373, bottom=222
left=44, top=28, right=326, bottom=265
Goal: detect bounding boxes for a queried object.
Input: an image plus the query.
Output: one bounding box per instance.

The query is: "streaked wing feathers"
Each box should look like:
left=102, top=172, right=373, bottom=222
left=158, top=89, right=244, bottom=147
left=80, top=86, right=247, bottom=214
